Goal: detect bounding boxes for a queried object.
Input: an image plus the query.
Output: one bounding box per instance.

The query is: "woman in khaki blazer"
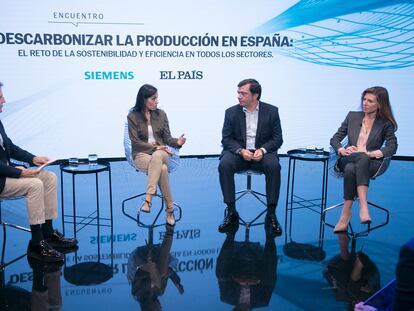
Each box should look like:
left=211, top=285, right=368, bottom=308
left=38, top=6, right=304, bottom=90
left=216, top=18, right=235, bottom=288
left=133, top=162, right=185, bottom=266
left=127, top=84, right=186, bottom=226
left=330, top=86, right=398, bottom=232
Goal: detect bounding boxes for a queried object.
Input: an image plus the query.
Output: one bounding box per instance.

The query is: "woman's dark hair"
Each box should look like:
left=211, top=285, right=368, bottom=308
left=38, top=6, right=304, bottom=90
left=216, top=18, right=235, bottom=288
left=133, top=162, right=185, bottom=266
left=133, top=84, right=158, bottom=113
left=361, top=86, right=398, bottom=130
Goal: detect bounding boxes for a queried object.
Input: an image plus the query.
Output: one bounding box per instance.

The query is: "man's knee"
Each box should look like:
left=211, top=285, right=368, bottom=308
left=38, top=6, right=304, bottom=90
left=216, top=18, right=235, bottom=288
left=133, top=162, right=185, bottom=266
left=262, top=157, right=281, bottom=173
left=218, top=158, right=234, bottom=174
left=43, top=171, right=57, bottom=184
left=27, top=178, right=44, bottom=194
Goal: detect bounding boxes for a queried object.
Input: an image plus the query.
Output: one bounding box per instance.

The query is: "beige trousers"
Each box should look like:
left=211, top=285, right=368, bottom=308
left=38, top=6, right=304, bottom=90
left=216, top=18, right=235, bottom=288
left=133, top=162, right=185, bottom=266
left=134, top=150, right=173, bottom=208
left=0, top=170, right=58, bottom=225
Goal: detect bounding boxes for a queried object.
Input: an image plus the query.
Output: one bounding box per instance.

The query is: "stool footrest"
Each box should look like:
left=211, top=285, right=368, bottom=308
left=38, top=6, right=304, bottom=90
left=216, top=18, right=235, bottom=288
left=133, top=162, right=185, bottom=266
left=122, top=193, right=182, bottom=228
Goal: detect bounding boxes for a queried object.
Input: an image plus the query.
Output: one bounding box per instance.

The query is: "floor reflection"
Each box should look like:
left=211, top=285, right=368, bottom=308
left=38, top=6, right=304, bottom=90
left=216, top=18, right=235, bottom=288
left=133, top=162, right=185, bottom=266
left=323, top=233, right=380, bottom=310
left=0, top=159, right=411, bottom=310
left=216, top=228, right=277, bottom=310
left=127, top=225, right=184, bottom=311
left=29, top=256, right=64, bottom=311
left=0, top=266, right=31, bottom=311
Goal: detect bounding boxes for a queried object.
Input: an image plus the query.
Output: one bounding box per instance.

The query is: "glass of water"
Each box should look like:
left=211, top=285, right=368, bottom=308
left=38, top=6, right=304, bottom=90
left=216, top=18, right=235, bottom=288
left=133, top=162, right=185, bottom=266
left=68, top=157, right=79, bottom=169
left=88, top=154, right=98, bottom=165
left=315, top=147, right=324, bottom=156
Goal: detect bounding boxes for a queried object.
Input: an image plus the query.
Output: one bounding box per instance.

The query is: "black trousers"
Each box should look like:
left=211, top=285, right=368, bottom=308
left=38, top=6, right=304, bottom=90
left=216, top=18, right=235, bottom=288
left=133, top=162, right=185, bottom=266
left=218, top=150, right=281, bottom=207
left=337, top=152, right=381, bottom=200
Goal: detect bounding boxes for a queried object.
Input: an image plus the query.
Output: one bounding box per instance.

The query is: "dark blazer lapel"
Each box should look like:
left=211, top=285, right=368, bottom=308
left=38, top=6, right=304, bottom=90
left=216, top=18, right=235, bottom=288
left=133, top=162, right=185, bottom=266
left=348, top=112, right=364, bottom=145
left=367, top=118, right=383, bottom=146
left=0, top=121, right=9, bottom=153
left=237, top=106, right=247, bottom=145
left=256, top=101, right=265, bottom=141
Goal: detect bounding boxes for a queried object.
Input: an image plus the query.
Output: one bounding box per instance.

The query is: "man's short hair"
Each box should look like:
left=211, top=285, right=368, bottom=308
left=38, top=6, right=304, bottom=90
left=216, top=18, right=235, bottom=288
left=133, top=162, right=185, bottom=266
left=238, top=79, right=261, bottom=100
left=0, top=82, right=3, bottom=88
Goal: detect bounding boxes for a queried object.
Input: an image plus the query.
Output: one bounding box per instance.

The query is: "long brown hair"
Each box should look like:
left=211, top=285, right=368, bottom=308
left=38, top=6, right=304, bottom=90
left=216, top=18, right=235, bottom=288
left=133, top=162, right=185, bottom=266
left=361, top=86, right=398, bottom=130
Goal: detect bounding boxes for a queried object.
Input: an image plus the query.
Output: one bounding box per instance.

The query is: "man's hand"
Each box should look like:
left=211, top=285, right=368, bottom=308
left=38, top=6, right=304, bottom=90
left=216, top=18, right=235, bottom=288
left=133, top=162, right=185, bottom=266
left=240, top=149, right=253, bottom=161
left=33, top=156, right=50, bottom=166
left=20, top=168, right=40, bottom=178
left=252, top=149, right=264, bottom=161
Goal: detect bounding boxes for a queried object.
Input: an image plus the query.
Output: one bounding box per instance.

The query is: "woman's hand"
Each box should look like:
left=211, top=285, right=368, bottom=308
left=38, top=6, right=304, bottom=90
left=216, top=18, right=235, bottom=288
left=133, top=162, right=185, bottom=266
left=367, top=150, right=383, bottom=159
left=155, top=145, right=168, bottom=152
left=153, top=144, right=174, bottom=155
left=177, top=134, right=186, bottom=146
left=338, top=146, right=357, bottom=156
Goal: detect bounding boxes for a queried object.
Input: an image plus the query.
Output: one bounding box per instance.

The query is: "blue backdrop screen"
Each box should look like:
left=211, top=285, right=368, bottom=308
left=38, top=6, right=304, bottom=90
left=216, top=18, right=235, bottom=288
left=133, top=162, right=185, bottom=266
left=1, top=0, right=412, bottom=158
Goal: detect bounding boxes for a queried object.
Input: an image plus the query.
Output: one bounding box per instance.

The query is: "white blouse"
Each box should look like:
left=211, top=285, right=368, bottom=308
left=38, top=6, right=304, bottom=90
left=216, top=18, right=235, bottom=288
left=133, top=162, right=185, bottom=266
left=147, top=125, right=156, bottom=144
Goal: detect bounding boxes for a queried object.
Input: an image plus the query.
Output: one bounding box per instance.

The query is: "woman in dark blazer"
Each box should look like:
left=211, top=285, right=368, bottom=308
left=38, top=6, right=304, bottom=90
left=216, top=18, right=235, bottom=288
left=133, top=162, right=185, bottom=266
left=127, top=84, right=186, bottom=226
left=330, top=86, right=398, bottom=232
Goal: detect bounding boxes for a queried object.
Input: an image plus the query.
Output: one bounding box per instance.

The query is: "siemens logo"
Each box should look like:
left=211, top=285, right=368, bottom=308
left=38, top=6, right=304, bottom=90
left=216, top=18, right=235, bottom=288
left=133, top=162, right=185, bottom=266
left=84, top=71, right=134, bottom=80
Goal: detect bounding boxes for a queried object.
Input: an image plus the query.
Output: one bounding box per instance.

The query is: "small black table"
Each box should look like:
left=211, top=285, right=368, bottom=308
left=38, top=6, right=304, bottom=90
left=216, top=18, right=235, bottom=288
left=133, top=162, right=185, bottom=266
left=284, top=149, right=329, bottom=261
left=60, top=160, right=114, bottom=281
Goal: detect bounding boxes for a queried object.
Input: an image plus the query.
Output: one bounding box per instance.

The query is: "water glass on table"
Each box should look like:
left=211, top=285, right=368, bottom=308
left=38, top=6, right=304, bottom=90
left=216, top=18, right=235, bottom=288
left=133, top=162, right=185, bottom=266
left=88, top=154, right=98, bottom=165
left=68, top=157, right=79, bottom=169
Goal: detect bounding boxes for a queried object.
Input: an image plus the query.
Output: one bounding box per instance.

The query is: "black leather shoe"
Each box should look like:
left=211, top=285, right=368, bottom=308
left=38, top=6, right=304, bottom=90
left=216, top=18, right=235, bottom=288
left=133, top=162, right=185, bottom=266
left=27, top=240, right=64, bottom=262
left=265, top=213, right=283, bottom=237
left=218, top=212, right=239, bottom=233
left=28, top=256, right=64, bottom=273
left=45, top=230, right=78, bottom=249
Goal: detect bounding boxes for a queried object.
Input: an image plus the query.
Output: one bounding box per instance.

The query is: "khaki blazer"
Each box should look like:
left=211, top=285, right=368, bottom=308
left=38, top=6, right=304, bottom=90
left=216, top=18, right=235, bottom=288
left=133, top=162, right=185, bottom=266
left=127, top=109, right=180, bottom=158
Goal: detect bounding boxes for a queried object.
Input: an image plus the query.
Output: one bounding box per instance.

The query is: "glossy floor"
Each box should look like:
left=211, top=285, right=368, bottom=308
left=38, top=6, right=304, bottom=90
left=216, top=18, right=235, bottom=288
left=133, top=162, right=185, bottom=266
left=1, top=157, right=413, bottom=311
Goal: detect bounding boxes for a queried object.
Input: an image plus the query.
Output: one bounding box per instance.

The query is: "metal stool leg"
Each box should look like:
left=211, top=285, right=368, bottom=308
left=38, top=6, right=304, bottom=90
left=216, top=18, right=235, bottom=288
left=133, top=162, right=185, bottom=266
left=323, top=200, right=390, bottom=242
left=0, top=222, right=31, bottom=269
left=235, top=172, right=267, bottom=229
left=0, top=200, right=31, bottom=269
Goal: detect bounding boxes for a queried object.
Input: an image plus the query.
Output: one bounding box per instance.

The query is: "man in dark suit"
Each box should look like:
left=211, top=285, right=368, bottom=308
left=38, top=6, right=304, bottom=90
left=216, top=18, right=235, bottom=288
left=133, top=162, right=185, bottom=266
left=0, top=82, right=77, bottom=262
left=218, top=79, right=283, bottom=237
